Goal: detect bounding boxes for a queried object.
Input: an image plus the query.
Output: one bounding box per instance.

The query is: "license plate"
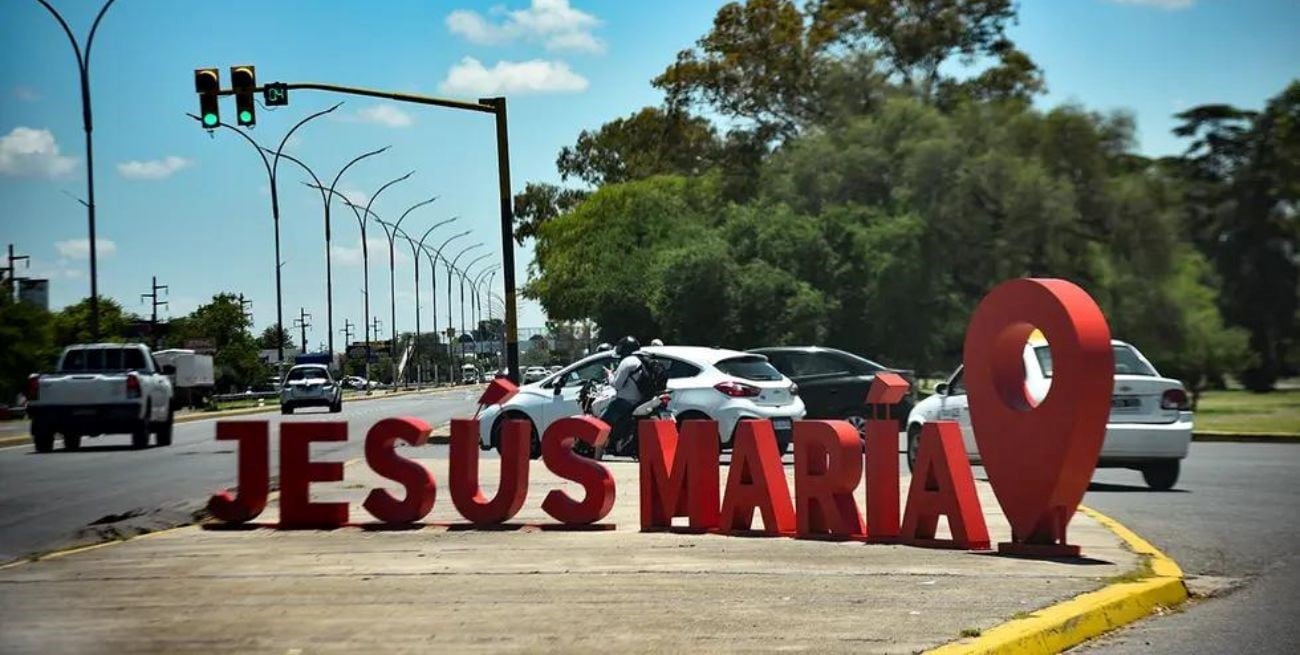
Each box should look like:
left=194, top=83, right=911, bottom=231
left=771, top=418, right=793, bottom=431
left=1111, top=396, right=1140, bottom=411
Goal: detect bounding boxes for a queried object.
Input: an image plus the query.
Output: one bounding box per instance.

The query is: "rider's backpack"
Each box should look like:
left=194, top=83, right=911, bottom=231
left=633, top=355, right=668, bottom=398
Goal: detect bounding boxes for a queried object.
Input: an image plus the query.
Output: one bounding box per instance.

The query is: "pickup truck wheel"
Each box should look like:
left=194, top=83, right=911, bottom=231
left=131, top=409, right=150, bottom=449
left=154, top=408, right=174, bottom=446
left=329, top=399, right=342, bottom=413
left=32, top=423, right=55, bottom=453
left=281, top=404, right=293, bottom=415
left=906, top=424, right=922, bottom=473
left=63, top=433, right=82, bottom=451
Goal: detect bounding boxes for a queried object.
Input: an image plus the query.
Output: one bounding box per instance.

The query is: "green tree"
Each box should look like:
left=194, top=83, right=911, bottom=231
left=256, top=325, right=295, bottom=350
left=0, top=293, right=55, bottom=402
left=51, top=297, right=137, bottom=347
left=168, top=294, right=263, bottom=392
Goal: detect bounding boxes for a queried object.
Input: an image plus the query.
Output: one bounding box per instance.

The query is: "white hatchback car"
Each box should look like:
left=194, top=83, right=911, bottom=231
left=477, top=346, right=806, bottom=457
left=906, top=338, right=1192, bottom=490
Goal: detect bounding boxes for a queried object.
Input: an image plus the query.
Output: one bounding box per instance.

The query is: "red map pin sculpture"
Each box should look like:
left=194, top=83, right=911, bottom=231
left=963, top=278, right=1114, bottom=557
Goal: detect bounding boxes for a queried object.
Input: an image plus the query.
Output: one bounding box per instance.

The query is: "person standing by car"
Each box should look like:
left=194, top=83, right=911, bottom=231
left=600, top=336, right=644, bottom=444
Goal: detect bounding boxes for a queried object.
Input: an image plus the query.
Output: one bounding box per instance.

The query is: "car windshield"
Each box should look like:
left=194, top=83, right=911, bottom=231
left=1035, top=344, right=1157, bottom=378
left=715, top=356, right=783, bottom=381
left=287, top=367, right=329, bottom=382
left=60, top=348, right=147, bottom=373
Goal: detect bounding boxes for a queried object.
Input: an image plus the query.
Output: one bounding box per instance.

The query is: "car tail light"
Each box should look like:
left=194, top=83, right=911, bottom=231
left=714, top=381, right=761, bottom=398
left=26, top=375, right=39, bottom=402
left=1161, top=388, right=1190, bottom=411
left=126, top=374, right=142, bottom=399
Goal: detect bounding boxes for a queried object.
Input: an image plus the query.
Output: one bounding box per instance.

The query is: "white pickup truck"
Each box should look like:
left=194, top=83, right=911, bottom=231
left=26, top=343, right=176, bottom=452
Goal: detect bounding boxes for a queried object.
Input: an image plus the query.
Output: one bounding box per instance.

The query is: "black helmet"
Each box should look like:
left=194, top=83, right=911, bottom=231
left=615, top=336, right=640, bottom=357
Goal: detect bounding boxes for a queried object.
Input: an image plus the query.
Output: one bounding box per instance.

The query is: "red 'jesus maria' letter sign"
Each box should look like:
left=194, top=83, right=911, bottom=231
left=964, top=278, right=1114, bottom=557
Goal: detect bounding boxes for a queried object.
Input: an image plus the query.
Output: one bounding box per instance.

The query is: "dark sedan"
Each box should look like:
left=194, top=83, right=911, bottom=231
left=748, top=346, right=915, bottom=438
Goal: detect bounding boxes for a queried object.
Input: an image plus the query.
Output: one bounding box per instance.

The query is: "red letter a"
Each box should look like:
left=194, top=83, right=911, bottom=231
left=900, top=422, right=990, bottom=550
left=638, top=419, right=719, bottom=531
left=207, top=421, right=270, bottom=524
left=450, top=417, right=530, bottom=525
left=718, top=420, right=795, bottom=535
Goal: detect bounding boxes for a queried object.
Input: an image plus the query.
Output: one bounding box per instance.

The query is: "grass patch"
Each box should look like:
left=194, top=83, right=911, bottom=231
left=959, top=628, right=982, bottom=638
left=1194, top=389, right=1300, bottom=434
left=1103, top=555, right=1155, bottom=585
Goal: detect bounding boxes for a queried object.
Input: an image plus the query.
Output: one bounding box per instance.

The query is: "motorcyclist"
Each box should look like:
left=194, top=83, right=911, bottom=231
left=600, top=336, right=643, bottom=449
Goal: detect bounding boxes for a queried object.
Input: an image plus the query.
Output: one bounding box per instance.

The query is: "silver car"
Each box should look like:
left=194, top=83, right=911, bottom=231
left=280, top=365, right=342, bottom=415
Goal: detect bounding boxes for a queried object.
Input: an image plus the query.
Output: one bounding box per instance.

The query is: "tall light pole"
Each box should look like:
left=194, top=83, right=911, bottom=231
left=459, top=254, right=492, bottom=366
left=35, top=0, right=116, bottom=340
left=425, top=230, right=470, bottom=384
left=190, top=103, right=342, bottom=364
left=373, top=196, right=437, bottom=369
left=264, top=147, right=388, bottom=359
left=447, top=243, right=484, bottom=376
left=472, top=264, right=500, bottom=344
left=380, top=217, right=459, bottom=386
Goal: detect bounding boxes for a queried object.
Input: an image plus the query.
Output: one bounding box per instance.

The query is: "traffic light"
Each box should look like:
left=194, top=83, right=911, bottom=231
left=194, top=68, right=220, bottom=128
left=231, top=65, right=256, bottom=127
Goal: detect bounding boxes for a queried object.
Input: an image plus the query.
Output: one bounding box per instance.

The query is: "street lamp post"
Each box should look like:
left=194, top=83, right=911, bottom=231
left=263, top=147, right=388, bottom=359
left=459, top=254, right=492, bottom=367
left=377, top=215, right=457, bottom=386
left=372, top=196, right=437, bottom=375
left=189, top=103, right=342, bottom=363
left=446, top=243, right=484, bottom=377
left=424, top=230, right=470, bottom=384
left=35, top=0, right=116, bottom=341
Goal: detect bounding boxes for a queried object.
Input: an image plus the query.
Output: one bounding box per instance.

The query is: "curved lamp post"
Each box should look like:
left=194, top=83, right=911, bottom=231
left=36, top=0, right=117, bottom=340
left=372, top=195, right=437, bottom=365
left=189, top=102, right=342, bottom=363
left=458, top=254, right=493, bottom=364
left=446, top=243, right=484, bottom=375
left=264, top=146, right=388, bottom=358
left=377, top=215, right=458, bottom=386
left=424, top=230, right=470, bottom=383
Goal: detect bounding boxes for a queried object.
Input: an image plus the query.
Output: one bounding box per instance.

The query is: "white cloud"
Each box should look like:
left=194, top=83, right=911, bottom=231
left=439, top=57, right=588, bottom=96
left=339, top=189, right=369, bottom=206
left=447, top=0, right=605, bottom=53
left=1108, top=0, right=1194, bottom=9
left=355, top=104, right=414, bottom=128
left=115, top=156, right=191, bottom=180
left=55, top=238, right=117, bottom=260
left=0, top=127, right=77, bottom=178
left=332, top=238, right=409, bottom=267
left=13, top=86, right=40, bottom=102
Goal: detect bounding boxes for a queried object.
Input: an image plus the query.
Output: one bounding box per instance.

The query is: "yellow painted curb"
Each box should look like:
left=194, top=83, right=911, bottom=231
left=927, top=505, right=1188, bottom=655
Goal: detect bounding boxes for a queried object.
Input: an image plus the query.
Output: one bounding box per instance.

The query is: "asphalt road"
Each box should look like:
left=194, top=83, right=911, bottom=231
left=0, top=388, right=481, bottom=564
left=1076, top=443, right=1300, bottom=653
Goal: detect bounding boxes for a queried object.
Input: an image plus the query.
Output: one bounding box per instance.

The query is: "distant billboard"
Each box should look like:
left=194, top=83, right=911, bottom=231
left=18, top=279, right=49, bottom=311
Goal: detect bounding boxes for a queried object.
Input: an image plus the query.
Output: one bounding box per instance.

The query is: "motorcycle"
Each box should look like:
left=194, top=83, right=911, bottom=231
left=573, top=377, right=674, bottom=460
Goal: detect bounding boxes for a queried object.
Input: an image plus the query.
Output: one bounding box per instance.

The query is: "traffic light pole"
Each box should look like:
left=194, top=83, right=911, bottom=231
left=36, top=0, right=117, bottom=341
left=204, top=80, right=521, bottom=383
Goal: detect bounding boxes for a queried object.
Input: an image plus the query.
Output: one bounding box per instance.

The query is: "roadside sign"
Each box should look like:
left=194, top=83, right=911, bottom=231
left=263, top=82, right=288, bottom=106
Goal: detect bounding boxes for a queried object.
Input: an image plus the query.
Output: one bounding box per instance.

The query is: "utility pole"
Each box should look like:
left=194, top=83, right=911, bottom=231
left=293, top=308, right=312, bottom=356
left=140, top=276, right=168, bottom=349
left=238, top=294, right=254, bottom=325
left=340, top=318, right=355, bottom=348
left=2, top=244, right=31, bottom=301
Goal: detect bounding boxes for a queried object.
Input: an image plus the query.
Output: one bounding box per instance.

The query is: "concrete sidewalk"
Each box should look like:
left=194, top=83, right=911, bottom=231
left=0, top=448, right=1137, bottom=654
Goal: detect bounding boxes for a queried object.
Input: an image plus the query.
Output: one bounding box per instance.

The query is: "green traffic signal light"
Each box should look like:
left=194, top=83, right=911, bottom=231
left=203, top=113, right=219, bottom=127
left=239, top=110, right=253, bottom=124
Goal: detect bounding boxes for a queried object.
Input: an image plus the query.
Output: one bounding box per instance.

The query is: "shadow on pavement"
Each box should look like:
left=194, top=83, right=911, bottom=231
left=1086, top=481, right=1190, bottom=494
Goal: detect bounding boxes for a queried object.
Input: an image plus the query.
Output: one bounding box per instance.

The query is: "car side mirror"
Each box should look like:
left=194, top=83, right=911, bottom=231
left=553, top=378, right=565, bottom=396
left=162, top=365, right=177, bottom=376
left=935, top=382, right=949, bottom=396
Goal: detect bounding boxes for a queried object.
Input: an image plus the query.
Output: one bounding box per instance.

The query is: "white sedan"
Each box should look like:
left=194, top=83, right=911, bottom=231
left=906, top=338, right=1193, bottom=490
left=477, top=346, right=806, bottom=458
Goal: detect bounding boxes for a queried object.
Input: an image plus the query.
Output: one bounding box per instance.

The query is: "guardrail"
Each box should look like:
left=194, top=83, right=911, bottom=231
left=210, top=391, right=279, bottom=404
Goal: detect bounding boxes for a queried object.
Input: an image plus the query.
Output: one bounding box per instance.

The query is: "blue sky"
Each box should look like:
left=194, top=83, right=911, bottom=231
left=1, top=0, right=1297, bottom=348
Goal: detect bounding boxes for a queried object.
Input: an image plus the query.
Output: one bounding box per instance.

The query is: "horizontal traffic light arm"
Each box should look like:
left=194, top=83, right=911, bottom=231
left=207, top=81, right=497, bottom=114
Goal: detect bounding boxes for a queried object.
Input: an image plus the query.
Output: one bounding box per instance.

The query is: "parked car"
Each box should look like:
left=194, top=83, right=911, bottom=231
left=26, top=343, right=175, bottom=452
left=477, top=346, right=806, bottom=458
left=280, top=364, right=342, bottom=414
left=523, top=366, right=549, bottom=383
left=749, top=346, right=916, bottom=438
left=906, top=338, right=1192, bottom=490
left=548, top=365, right=563, bottom=374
